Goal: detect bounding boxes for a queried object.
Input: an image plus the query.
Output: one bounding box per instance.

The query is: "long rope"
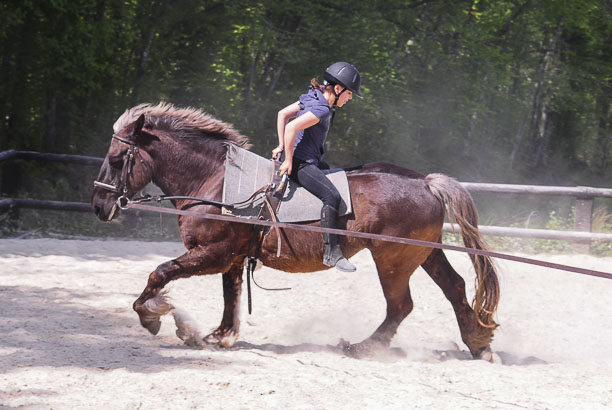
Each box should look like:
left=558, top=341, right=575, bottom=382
left=127, top=187, right=266, bottom=209
left=125, top=201, right=612, bottom=280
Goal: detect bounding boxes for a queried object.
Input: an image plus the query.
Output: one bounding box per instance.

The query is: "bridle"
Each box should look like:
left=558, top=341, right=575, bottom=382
left=93, top=134, right=147, bottom=208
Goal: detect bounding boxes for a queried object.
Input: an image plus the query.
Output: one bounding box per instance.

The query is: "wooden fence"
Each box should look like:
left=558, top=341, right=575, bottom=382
left=454, top=182, right=612, bottom=252
left=1, top=150, right=612, bottom=250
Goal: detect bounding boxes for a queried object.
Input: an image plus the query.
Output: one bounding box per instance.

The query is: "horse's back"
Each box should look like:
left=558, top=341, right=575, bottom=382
left=345, top=162, right=425, bottom=180
left=346, top=162, right=444, bottom=235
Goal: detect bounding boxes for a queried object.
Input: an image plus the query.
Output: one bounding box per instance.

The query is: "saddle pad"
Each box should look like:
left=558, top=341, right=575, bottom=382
left=222, top=146, right=352, bottom=223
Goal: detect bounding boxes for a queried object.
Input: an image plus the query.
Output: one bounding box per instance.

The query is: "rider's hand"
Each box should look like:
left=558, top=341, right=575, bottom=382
left=272, top=145, right=284, bottom=159
left=279, top=159, right=292, bottom=176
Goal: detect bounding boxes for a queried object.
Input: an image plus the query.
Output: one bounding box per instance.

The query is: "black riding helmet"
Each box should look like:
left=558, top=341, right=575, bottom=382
left=323, top=62, right=362, bottom=98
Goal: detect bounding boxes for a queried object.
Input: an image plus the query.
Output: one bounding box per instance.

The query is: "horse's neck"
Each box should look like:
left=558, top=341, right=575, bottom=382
left=150, top=141, right=225, bottom=198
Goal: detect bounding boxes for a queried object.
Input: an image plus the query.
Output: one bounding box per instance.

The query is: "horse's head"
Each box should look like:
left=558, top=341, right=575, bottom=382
left=91, top=114, right=156, bottom=221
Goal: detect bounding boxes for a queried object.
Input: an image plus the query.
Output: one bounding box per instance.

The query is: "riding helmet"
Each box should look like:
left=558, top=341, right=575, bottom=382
left=324, top=62, right=362, bottom=98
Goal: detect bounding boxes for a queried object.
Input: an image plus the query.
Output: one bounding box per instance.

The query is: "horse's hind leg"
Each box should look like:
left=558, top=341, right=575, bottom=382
left=202, top=263, right=243, bottom=348
left=421, top=248, right=495, bottom=360
left=343, top=247, right=421, bottom=358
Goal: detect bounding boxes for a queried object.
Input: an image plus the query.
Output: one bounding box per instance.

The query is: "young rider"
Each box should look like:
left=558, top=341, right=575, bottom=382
left=272, top=62, right=362, bottom=272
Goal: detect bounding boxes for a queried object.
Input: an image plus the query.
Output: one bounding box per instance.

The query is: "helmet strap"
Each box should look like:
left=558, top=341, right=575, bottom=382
left=331, top=87, right=346, bottom=129
left=332, top=85, right=347, bottom=105
left=323, top=81, right=347, bottom=130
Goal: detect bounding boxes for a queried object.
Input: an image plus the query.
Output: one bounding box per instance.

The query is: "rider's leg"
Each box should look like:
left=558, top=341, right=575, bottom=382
left=320, top=203, right=356, bottom=272
left=293, top=160, right=356, bottom=272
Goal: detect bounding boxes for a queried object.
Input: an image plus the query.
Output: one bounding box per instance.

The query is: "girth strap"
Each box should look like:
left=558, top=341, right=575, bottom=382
left=246, top=157, right=289, bottom=314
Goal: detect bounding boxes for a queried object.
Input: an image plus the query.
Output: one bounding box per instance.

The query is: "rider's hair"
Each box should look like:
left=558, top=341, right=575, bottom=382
left=310, top=77, right=334, bottom=92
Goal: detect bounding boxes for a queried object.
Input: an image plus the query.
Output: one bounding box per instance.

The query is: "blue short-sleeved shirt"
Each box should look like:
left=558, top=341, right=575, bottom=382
left=292, top=86, right=331, bottom=166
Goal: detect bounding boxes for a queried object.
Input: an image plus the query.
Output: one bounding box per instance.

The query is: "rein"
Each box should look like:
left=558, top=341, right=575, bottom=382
left=123, top=188, right=266, bottom=211
left=122, top=200, right=612, bottom=281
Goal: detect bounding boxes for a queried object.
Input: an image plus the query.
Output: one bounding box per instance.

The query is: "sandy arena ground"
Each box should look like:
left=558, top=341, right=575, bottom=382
left=1, top=238, right=611, bottom=409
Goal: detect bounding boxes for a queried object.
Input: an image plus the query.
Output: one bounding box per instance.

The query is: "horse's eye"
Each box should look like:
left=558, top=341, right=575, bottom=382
left=110, top=159, right=123, bottom=169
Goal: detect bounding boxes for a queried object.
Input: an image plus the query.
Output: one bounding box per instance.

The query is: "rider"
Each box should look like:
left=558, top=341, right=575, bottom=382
left=272, top=62, right=362, bottom=272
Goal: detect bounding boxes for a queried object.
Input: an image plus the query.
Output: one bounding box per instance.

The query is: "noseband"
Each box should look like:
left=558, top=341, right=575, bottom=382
left=93, top=135, right=143, bottom=207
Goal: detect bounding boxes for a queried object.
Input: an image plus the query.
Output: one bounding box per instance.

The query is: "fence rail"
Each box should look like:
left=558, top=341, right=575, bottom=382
left=443, top=223, right=612, bottom=242
left=0, top=198, right=92, bottom=213
left=460, top=182, right=612, bottom=198
left=459, top=181, right=611, bottom=251
left=0, top=149, right=103, bottom=166
left=1, top=150, right=611, bottom=249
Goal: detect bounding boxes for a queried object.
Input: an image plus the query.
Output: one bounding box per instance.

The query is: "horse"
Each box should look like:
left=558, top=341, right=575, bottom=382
left=91, top=102, right=500, bottom=361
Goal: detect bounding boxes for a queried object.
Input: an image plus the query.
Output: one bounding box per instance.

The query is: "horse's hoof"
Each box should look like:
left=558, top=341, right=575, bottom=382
left=338, top=339, right=376, bottom=359
left=203, top=332, right=222, bottom=348
left=139, top=315, right=162, bottom=335
left=175, top=328, right=198, bottom=347
left=472, top=344, right=498, bottom=363
left=203, top=329, right=238, bottom=349
left=176, top=329, right=204, bottom=348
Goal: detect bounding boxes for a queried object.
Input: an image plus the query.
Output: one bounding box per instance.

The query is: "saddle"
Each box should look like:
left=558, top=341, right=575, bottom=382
left=222, top=146, right=352, bottom=222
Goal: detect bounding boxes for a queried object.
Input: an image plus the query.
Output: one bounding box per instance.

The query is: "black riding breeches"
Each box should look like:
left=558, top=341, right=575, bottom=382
left=291, top=158, right=342, bottom=210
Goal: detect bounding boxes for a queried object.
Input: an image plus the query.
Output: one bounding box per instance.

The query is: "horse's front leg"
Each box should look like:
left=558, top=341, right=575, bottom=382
left=203, top=263, right=244, bottom=348
left=133, top=245, right=236, bottom=335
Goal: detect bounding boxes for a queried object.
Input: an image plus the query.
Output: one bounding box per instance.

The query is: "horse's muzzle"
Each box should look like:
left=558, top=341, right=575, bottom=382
left=91, top=188, right=121, bottom=222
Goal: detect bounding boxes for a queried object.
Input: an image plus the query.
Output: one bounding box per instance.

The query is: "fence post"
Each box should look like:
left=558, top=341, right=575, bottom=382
left=1, top=158, right=23, bottom=195
left=573, top=194, right=593, bottom=253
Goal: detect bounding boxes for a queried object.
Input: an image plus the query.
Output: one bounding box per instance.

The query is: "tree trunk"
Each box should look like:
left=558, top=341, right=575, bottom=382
left=509, top=103, right=530, bottom=170
left=5, top=10, right=34, bottom=150
left=257, top=17, right=304, bottom=129
left=529, top=24, right=562, bottom=170
left=130, top=1, right=169, bottom=104
left=526, top=37, right=547, bottom=148
left=46, top=95, right=57, bottom=152
left=464, top=111, right=477, bottom=157
left=131, top=26, right=155, bottom=104
left=264, top=17, right=303, bottom=100
left=532, top=96, right=552, bottom=168
left=597, top=99, right=611, bottom=173
left=244, top=34, right=264, bottom=126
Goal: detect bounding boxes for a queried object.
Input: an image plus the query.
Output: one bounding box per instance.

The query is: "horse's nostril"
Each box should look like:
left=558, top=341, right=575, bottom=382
left=94, top=205, right=100, bottom=216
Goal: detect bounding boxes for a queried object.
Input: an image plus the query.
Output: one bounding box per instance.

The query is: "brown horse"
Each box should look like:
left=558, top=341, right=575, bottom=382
left=91, top=102, right=500, bottom=360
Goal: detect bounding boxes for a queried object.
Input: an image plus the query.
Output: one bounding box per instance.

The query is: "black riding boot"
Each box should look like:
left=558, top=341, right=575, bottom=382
left=321, top=205, right=356, bottom=272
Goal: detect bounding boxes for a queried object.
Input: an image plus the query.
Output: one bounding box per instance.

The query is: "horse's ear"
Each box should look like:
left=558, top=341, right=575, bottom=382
left=132, top=114, right=159, bottom=145
left=132, top=114, right=146, bottom=136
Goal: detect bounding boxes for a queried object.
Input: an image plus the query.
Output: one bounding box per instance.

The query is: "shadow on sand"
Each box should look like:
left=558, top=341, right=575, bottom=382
left=0, top=284, right=547, bottom=375
left=231, top=340, right=407, bottom=359
left=0, top=285, right=226, bottom=374
left=230, top=341, right=546, bottom=365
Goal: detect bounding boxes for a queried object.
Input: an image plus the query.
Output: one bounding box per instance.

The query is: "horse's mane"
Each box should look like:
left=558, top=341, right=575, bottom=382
left=113, top=102, right=250, bottom=148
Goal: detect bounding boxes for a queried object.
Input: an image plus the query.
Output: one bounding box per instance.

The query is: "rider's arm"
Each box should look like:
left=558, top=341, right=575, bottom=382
left=279, top=111, right=320, bottom=176
left=273, top=102, right=300, bottom=158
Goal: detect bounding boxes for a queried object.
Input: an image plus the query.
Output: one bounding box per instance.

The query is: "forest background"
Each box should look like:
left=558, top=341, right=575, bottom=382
left=1, top=0, right=611, bottom=241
